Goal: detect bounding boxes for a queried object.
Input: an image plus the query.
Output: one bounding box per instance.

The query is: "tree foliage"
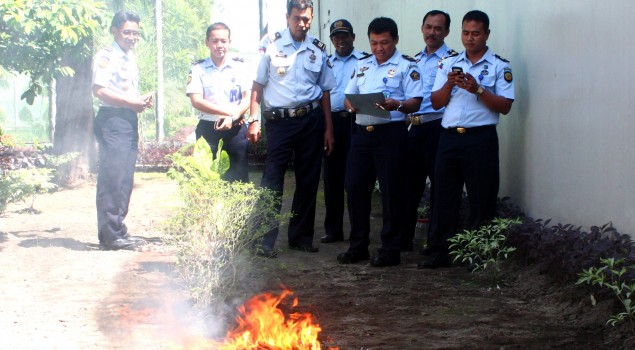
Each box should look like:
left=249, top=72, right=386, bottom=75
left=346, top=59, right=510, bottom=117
left=0, top=0, right=107, bottom=104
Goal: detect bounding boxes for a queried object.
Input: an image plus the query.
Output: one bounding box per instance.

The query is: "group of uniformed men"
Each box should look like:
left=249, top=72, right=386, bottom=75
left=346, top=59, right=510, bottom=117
left=92, top=1, right=515, bottom=270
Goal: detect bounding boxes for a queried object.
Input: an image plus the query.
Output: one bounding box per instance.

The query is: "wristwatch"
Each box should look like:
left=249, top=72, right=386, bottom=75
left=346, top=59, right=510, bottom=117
left=247, top=116, right=260, bottom=123
left=396, top=101, right=404, bottom=112
left=476, top=86, right=485, bottom=96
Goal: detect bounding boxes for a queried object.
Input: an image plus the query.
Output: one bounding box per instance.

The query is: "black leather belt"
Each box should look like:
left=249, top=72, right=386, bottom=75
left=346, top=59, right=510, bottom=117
left=444, top=125, right=495, bottom=134
left=356, top=123, right=393, bottom=132
left=332, top=111, right=354, bottom=118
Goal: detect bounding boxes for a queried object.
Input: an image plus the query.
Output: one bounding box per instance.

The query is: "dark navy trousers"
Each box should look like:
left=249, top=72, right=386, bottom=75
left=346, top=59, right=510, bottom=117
left=403, top=118, right=443, bottom=247
left=345, top=122, right=408, bottom=258
left=259, top=107, right=325, bottom=249
left=93, top=107, right=138, bottom=243
left=428, top=125, right=499, bottom=252
left=322, top=112, right=355, bottom=239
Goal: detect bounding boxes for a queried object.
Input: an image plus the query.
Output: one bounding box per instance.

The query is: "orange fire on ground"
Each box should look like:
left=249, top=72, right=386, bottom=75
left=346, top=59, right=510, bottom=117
left=210, top=288, right=339, bottom=350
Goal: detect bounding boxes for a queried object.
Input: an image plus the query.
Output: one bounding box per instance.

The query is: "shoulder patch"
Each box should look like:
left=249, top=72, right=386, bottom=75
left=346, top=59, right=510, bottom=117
left=232, top=57, right=244, bottom=62
left=410, top=70, right=421, bottom=81
left=495, top=54, right=510, bottom=63
left=312, top=38, right=326, bottom=52
left=503, top=67, right=513, bottom=83
left=402, top=54, right=416, bottom=62
left=98, top=57, right=109, bottom=68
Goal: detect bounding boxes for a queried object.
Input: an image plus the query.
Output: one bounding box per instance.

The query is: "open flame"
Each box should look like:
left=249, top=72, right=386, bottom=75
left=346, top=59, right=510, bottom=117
left=212, top=288, right=339, bottom=350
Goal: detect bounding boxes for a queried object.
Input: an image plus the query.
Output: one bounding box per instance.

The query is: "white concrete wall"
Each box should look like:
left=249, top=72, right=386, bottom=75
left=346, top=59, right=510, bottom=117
left=313, top=0, right=635, bottom=235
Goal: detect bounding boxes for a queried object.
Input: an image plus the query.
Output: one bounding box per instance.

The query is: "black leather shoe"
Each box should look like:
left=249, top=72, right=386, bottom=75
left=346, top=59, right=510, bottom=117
left=337, top=250, right=370, bottom=264
left=370, top=255, right=400, bottom=267
left=320, top=235, right=343, bottom=243
left=100, top=238, right=137, bottom=251
left=289, top=244, right=319, bottom=253
left=124, top=235, right=146, bottom=244
left=417, top=253, right=452, bottom=269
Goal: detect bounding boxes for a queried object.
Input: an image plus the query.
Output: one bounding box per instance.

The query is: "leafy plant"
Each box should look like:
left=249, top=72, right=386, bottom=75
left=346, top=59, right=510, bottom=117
left=164, top=138, right=283, bottom=309
left=1, top=168, right=56, bottom=213
left=417, top=205, right=430, bottom=219
left=577, top=258, right=635, bottom=333
left=449, top=217, right=521, bottom=274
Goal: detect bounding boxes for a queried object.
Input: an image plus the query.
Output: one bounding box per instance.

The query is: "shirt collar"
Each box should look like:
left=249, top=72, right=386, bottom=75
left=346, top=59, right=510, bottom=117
left=457, top=47, right=494, bottom=65
left=370, top=49, right=401, bottom=66
left=334, top=49, right=363, bottom=62
left=111, top=41, right=134, bottom=61
left=417, top=43, right=448, bottom=59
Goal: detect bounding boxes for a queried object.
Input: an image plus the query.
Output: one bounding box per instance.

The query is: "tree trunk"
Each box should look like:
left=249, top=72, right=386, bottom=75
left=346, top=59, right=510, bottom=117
left=53, top=43, right=97, bottom=186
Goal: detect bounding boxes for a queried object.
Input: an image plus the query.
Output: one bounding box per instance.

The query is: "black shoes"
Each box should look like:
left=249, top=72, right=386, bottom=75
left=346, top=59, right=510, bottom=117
left=417, top=253, right=452, bottom=269
left=337, top=250, right=370, bottom=264
left=289, top=244, right=319, bottom=253
left=99, top=238, right=139, bottom=251
left=320, top=235, right=344, bottom=243
left=370, top=255, right=400, bottom=267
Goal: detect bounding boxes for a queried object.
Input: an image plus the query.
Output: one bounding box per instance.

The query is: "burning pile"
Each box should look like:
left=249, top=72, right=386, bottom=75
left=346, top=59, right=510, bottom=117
left=213, top=289, right=339, bottom=350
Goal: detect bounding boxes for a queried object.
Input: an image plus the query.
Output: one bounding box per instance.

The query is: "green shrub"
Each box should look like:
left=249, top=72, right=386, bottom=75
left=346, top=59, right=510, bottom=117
left=164, top=138, right=283, bottom=308
left=578, top=258, right=635, bottom=333
left=449, top=217, right=521, bottom=275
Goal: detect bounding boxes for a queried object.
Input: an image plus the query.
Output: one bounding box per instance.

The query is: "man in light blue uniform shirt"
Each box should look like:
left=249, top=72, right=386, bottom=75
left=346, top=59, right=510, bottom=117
left=403, top=10, right=456, bottom=252
left=186, top=22, right=251, bottom=183
left=419, top=10, right=515, bottom=269
left=247, top=0, right=335, bottom=257
left=338, top=17, right=423, bottom=267
left=320, top=19, right=367, bottom=244
left=92, top=11, right=152, bottom=251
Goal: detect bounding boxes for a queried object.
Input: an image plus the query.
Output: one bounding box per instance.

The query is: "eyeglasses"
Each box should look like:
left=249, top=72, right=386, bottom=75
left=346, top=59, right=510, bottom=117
left=121, top=30, right=141, bottom=37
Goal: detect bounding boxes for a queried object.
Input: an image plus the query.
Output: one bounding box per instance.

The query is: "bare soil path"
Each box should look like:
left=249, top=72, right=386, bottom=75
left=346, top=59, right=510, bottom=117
left=0, top=172, right=619, bottom=349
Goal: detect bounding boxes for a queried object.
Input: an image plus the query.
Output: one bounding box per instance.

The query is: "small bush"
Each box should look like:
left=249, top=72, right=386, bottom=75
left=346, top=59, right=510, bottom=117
left=164, top=138, right=283, bottom=309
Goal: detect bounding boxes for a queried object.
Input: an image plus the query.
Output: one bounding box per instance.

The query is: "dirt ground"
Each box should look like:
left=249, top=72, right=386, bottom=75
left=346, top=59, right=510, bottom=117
left=0, top=172, right=626, bottom=349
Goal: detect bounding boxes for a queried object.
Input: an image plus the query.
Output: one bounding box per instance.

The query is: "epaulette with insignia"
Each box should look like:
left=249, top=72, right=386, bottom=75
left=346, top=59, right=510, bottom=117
left=414, top=51, right=422, bottom=57
left=104, top=47, right=114, bottom=52
left=402, top=54, right=416, bottom=62
left=312, top=38, right=326, bottom=52
left=495, top=54, right=510, bottom=63
left=360, top=53, right=372, bottom=59
left=232, top=57, right=244, bottom=62
left=191, top=58, right=205, bottom=65
left=274, top=32, right=281, bottom=41
left=327, top=60, right=333, bottom=68
left=446, top=49, right=459, bottom=57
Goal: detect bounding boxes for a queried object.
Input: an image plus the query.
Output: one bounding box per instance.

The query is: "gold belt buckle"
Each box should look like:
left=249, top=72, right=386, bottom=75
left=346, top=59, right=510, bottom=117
left=295, top=107, right=307, bottom=117
left=457, top=127, right=466, bottom=134
left=365, top=125, right=375, bottom=132
left=411, top=116, right=421, bottom=125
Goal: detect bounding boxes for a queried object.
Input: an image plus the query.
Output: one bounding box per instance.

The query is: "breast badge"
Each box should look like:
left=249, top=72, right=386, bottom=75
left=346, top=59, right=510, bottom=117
left=277, top=67, right=286, bottom=76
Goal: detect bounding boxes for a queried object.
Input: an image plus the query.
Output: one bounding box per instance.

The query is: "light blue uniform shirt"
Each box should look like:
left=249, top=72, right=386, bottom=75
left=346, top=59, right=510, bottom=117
left=413, top=43, right=455, bottom=123
left=92, top=42, right=139, bottom=107
left=345, top=50, right=423, bottom=125
left=185, top=56, right=250, bottom=121
left=255, top=28, right=335, bottom=108
left=432, top=48, right=515, bottom=128
left=328, top=50, right=366, bottom=112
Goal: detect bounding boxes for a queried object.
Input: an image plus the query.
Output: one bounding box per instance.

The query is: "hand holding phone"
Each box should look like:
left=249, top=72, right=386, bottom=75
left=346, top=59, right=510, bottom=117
left=451, top=66, right=463, bottom=74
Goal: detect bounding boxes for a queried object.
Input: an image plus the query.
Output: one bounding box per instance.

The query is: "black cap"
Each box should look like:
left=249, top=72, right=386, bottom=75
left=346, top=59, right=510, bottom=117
left=329, top=19, right=354, bottom=37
